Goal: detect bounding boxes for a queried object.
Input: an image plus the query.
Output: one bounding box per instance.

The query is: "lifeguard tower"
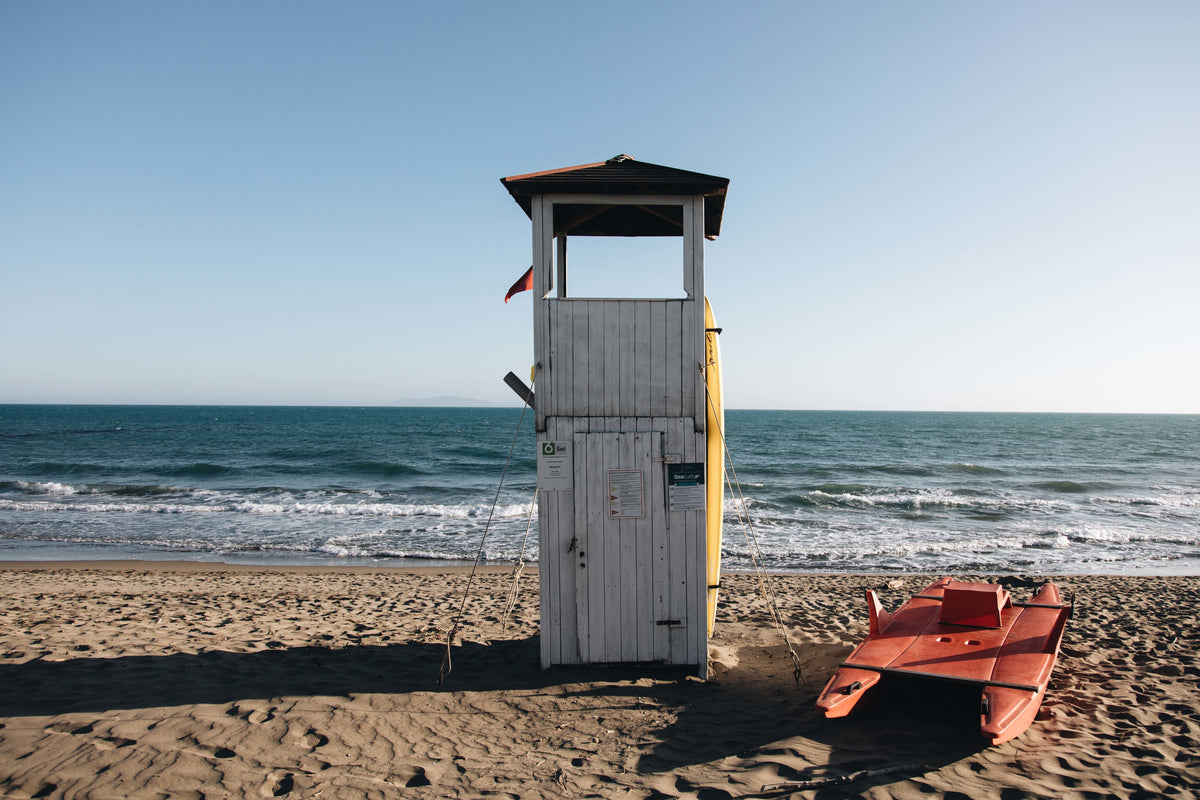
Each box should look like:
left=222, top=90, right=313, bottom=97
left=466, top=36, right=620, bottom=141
left=501, top=155, right=730, bottom=677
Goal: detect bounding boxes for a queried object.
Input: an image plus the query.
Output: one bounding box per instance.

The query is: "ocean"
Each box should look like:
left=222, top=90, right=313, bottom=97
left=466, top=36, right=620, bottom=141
left=1, top=405, right=1196, bottom=574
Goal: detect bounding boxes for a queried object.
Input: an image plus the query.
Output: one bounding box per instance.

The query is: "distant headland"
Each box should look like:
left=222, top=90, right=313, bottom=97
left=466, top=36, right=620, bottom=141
left=387, top=395, right=517, bottom=407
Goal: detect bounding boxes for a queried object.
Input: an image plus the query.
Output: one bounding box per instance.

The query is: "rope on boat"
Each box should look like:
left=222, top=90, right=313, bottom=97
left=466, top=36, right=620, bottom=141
left=438, top=388, right=533, bottom=689
left=702, top=365, right=807, bottom=691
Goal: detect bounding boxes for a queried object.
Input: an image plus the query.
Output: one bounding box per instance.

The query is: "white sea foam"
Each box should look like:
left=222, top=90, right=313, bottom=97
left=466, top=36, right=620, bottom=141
left=16, top=481, right=80, bottom=495
left=0, top=497, right=537, bottom=519
left=1094, top=490, right=1199, bottom=509
left=228, top=500, right=536, bottom=518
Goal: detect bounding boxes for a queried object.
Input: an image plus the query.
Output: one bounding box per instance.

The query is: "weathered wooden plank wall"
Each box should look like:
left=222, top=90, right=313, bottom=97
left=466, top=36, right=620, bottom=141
left=533, top=192, right=710, bottom=674
left=540, top=299, right=700, bottom=421
left=537, top=417, right=705, bottom=665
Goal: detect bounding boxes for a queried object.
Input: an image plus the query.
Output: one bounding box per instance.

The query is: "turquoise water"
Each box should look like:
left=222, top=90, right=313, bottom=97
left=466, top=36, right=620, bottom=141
left=1, top=405, right=1196, bottom=573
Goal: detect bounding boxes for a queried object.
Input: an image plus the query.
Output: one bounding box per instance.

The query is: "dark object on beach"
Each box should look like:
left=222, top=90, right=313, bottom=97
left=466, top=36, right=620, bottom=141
left=761, top=761, right=927, bottom=793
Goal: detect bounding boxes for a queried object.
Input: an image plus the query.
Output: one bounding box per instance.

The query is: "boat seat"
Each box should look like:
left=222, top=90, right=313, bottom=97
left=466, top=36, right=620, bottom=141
left=939, top=581, right=1011, bottom=629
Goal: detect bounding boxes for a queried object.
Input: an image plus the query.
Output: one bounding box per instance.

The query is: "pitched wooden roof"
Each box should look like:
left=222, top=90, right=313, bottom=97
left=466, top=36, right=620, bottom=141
left=500, top=155, right=729, bottom=238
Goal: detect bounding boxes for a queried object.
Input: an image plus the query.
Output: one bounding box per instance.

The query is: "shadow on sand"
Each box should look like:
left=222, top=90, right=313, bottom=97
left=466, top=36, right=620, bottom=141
left=0, top=637, right=546, bottom=718
left=0, top=636, right=989, bottom=797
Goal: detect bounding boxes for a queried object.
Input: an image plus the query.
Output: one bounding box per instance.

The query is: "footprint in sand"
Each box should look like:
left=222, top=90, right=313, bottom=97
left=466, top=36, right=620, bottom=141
left=92, top=736, right=137, bottom=751
left=182, top=736, right=236, bottom=759
left=392, top=765, right=432, bottom=788
left=261, top=772, right=294, bottom=797
left=42, top=718, right=136, bottom=752
left=297, top=729, right=328, bottom=750
left=228, top=702, right=277, bottom=724
left=45, top=721, right=95, bottom=735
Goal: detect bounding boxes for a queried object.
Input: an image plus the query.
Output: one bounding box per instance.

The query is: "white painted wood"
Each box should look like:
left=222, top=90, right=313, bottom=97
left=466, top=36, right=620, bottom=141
left=571, top=304, right=589, bottom=417
left=561, top=419, right=580, bottom=662
left=552, top=422, right=570, bottom=664
left=689, top=423, right=707, bottom=671
left=533, top=196, right=549, bottom=431
left=556, top=235, right=568, bottom=298
left=690, top=197, right=707, bottom=426
left=602, top=433, right=622, bottom=662
left=544, top=483, right=559, bottom=666
left=538, top=480, right=552, bottom=668
left=603, top=302, right=620, bottom=417
left=552, top=417, right=580, bottom=664
left=531, top=184, right=717, bottom=673
left=588, top=429, right=609, bottom=662
left=640, top=426, right=658, bottom=662
left=631, top=303, right=651, bottom=414
left=649, top=302, right=667, bottom=417
left=573, top=428, right=591, bottom=662
left=537, top=424, right=556, bottom=667
left=655, top=417, right=674, bottom=663
left=618, top=303, right=636, bottom=418
left=633, top=431, right=655, bottom=661
left=664, top=417, right=690, bottom=668
left=657, top=419, right=676, bottom=662
left=554, top=302, right=571, bottom=418
left=588, top=302, right=604, bottom=419
left=683, top=197, right=695, bottom=300
left=542, top=298, right=710, bottom=420
left=688, top=419, right=704, bottom=667
left=565, top=428, right=667, bottom=664
left=544, top=199, right=559, bottom=423
left=682, top=298, right=697, bottom=430
left=538, top=196, right=554, bottom=297
left=665, top=301, right=683, bottom=417
left=690, top=196, right=705, bottom=298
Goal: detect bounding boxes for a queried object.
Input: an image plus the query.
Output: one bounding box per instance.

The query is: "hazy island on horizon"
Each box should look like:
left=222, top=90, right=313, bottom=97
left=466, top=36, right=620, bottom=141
left=387, top=395, right=518, bottom=408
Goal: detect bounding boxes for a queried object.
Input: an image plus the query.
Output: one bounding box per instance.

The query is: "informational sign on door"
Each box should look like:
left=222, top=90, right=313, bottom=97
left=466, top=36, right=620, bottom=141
left=537, top=440, right=573, bottom=490
left=607, top=468, right=645, bottom=519
left=666, top=462, right=705, bottom=511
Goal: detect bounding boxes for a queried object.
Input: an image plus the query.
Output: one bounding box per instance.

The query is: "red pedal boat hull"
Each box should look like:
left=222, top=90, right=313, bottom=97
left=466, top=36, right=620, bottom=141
left=816, top=577, right=1070, bottom=745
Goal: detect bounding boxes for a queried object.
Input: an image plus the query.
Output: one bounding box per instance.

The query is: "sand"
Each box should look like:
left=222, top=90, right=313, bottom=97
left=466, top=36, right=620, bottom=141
left=0, top=563, right=1196, bottom=799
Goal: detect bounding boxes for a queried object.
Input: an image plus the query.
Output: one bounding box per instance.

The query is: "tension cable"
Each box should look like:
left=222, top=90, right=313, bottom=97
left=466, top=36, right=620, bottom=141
left=438, top=386, right=533, bottom=689
left=702, top=364, right=807, bottom=691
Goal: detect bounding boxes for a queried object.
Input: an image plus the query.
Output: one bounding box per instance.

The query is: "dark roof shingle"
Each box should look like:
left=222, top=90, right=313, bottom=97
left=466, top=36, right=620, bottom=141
left=500, top=155, right=729, bottom=237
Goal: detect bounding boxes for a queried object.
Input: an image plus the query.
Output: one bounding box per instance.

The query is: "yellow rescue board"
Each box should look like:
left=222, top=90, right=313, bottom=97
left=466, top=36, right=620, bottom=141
left=704, top=297, right=724, bottom=635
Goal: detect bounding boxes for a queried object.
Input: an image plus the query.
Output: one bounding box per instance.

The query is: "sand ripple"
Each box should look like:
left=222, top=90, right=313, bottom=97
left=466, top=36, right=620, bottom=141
left=0, top=565, right=1196, bottom=798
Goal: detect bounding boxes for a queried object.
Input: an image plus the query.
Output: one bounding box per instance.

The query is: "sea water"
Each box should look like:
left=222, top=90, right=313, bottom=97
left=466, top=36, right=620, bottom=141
left=1, top=405, right=1196, bottom=574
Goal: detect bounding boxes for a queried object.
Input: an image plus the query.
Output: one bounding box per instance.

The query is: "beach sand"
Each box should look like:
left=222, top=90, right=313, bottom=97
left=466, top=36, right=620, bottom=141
left=0, top=563, right=1196, bottom=799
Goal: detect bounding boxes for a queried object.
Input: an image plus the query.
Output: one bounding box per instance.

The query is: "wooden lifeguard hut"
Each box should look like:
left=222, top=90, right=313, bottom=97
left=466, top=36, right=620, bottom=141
left=501, top=155, right=730, bottom=677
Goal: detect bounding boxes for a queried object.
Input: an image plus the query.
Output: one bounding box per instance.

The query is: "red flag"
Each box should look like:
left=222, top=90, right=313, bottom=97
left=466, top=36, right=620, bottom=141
left=504, top=266, right=534, bottom=303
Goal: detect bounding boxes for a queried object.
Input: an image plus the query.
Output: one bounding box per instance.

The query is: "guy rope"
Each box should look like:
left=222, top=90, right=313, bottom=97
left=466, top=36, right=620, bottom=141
left=501, top=488, right=537, bottom=627
left=702, top=365, right=807, bottom=691
left=438, top=384, right=533, bottom=689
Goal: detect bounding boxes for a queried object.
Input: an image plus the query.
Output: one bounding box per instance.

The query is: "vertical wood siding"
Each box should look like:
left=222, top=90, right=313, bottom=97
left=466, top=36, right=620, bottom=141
left=542, top=299, right=701, bottom=420
left=533, top=193, right=711, bottom=672
left=538, top=416, right=705, bottom=665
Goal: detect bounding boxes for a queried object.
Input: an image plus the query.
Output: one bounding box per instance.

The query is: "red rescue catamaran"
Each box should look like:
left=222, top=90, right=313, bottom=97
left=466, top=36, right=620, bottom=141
left=816, top=577, right=1071, bottom=745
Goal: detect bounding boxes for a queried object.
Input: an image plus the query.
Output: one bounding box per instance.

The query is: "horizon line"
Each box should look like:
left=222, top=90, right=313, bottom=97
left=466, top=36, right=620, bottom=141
left=0, top=402, right=1195, bottom=416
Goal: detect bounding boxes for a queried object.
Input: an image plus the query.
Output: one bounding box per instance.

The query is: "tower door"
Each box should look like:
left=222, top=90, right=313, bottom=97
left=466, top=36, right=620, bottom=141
left=572, top=430, right=681, bottom=663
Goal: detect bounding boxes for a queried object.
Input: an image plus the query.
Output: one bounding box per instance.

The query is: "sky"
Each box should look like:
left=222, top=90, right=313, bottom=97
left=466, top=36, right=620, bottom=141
left=2, top=1, right=1197, bottom=413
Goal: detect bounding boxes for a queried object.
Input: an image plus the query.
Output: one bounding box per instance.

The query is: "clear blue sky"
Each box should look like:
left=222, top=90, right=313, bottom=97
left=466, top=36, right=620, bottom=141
left=3, top=1, right=1197, bottom=412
